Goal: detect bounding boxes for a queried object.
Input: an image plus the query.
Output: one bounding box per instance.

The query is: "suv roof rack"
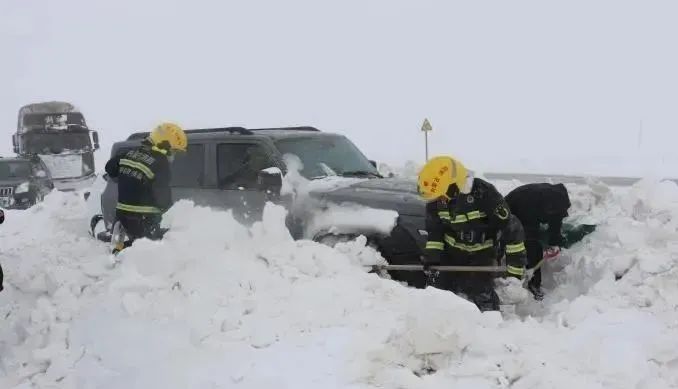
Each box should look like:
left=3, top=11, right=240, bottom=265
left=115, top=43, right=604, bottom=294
left=126, top=126, right=252, bottom=140
left=125, top=125, right=320, bottom=140
left=250, top=126, right=320, bottom=132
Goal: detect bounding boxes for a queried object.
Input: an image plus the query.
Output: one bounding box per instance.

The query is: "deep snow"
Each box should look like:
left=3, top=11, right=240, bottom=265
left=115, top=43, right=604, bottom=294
left=1, top=178, right=678, bottom=388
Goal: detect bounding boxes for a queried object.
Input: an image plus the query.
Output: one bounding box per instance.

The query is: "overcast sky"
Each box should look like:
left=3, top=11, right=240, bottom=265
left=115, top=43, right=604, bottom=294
left=2, top=0, right=678, bottom=176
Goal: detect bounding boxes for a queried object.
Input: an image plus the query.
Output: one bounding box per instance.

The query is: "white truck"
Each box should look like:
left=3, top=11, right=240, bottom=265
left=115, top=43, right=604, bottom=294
left=13, top=101, right=100, bottom=191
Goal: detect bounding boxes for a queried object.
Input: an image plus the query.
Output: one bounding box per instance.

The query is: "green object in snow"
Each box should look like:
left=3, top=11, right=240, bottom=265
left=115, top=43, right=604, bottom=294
left=538, top=222, right=597, bottom=249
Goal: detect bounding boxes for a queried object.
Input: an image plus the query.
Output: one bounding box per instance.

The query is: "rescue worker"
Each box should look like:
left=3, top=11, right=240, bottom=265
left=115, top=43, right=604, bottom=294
left=104, top=122, right=187, bottom=254
left=417, top=156, right=527, bottom=311
left=505, top=183, right=571, bottom=300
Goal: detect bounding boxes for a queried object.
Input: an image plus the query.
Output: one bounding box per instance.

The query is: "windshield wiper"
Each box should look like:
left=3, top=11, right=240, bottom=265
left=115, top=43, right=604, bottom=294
left=339, top=170, right=383, bottom=178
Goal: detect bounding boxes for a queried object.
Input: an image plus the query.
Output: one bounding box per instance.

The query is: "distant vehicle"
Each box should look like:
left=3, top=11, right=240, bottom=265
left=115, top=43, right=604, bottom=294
left=13, top=101, right=100, bottom=191
left=0, top=156, right=54, bottom=209
left=87, top=126, right=430, bottom=288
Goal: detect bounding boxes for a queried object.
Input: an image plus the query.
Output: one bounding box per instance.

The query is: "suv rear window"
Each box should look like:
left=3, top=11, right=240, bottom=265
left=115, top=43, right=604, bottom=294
left=217, top=143, right=275, bottom=189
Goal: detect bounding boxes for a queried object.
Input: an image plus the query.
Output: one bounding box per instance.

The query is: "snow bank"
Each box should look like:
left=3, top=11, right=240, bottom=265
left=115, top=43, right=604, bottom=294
left=0, top=193, right=478, bottom=388
left=379, top=155, right=678, bottom=180
left=302, top=202, right=398, bottom=240
left=378, top=161, right=421, bottom=179
left=1, top=178, right=678, bottom=388
left=281, top=154, right=399, bottom=240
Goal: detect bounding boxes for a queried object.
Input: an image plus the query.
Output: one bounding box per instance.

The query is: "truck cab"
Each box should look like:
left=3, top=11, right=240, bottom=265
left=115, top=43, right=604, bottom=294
left=13, top=101, right=100, bottom=191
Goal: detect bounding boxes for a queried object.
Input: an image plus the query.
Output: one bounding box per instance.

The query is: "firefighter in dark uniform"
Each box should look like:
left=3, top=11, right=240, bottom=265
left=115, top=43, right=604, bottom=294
left=105, top=122, right=187, bottom=254
left=417, top=156, right=527, bottom=311
left=505, top=183, right=571, bottom=300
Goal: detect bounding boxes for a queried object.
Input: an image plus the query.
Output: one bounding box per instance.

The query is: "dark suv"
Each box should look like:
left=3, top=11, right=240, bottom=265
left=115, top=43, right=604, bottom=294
left=88, top=126, right=429, bottom=287
left=0, top=156, right=54, bottom=209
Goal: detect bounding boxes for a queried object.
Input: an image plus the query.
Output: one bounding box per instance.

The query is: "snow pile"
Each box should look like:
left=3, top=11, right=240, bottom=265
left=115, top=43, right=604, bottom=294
left=280, top=154, right=399, bottom=240
left=280, top=153, right=367, bottom=198
left=488, top=153, right=678, bottom=179
left=0, top=194, right=478, bottom=388
left=378, top=161, right=421, bottom=179
left=378, top=155, right=678, bottom=180
left=1, top=179, right=678, bottom=388
left=302, top=202, right=398, bottom=241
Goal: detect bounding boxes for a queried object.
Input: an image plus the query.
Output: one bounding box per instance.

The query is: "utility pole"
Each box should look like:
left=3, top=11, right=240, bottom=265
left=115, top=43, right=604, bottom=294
left=421, top=118, right=433, bottom=161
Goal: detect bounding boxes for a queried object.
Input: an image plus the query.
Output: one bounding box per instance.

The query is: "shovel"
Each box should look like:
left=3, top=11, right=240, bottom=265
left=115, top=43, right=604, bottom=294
left=368, top=264, right=507, bottom=272
left=369, top=264, right=509, bottom=288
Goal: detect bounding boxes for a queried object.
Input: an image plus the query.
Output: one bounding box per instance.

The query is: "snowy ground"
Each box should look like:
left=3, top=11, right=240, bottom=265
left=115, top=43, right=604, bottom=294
left=1, top=177, right=678, bottom=388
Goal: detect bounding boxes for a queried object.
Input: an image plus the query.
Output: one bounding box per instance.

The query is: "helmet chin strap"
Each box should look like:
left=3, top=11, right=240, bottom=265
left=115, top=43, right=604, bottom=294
left=460, top=171, right=474, bottom=194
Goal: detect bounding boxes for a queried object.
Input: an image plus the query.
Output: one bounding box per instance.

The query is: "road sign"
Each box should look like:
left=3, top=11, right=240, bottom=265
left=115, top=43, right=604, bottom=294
left=421, top=118, right=433, bottom=132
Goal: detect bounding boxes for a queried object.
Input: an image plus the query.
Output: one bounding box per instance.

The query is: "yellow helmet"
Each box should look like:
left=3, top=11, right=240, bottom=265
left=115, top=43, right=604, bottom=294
left=149, top=122, right=187, bottom=152
left=417, top=155, right=468, bottom=201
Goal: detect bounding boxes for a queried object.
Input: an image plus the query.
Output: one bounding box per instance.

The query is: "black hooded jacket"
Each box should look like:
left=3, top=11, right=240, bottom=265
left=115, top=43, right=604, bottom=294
left=505, top=183, right=571, bottom=246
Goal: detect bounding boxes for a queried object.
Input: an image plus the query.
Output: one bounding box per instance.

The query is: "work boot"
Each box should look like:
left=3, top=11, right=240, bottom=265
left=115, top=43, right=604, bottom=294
left=473, top=289, right=501, bottom=311
left=110, top=221, right=126, bottom=255
left=111, top=241, right=124, bottom=255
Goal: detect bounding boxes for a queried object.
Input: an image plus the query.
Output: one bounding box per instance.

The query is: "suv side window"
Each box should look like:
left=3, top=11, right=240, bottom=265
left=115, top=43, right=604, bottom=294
left=171, top=144, right=205, bottom=187
left=217, top=143, right=275, bottom=189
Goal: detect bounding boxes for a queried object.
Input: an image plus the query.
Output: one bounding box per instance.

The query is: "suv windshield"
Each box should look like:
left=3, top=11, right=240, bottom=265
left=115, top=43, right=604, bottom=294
left=24, top=133, right=93, bottom=154
left=0, top=161, right=31, bottom=179
left=275, top=135, right=380, bottom=179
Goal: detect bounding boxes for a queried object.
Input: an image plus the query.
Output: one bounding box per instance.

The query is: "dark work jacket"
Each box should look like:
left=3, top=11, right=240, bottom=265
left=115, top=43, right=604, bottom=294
left=105, top=143, right=172, bottom=214
left=424, top=177, right=527, bottom=277
left=505, top=183, right=571, bottom=246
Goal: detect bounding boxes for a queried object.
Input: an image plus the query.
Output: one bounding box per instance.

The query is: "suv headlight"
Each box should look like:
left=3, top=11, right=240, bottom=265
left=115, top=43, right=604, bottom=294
left=15, top=182, right=30, bottom=194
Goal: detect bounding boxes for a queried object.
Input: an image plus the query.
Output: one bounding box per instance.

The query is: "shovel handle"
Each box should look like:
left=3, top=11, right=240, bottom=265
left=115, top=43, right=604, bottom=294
left=371, top=264, right=507, bottom=272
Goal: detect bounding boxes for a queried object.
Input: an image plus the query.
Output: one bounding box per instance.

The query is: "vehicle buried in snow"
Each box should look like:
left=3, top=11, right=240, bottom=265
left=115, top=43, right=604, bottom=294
left=87, top=126, right=430, bottom=287
left=13, top=101, right=100, bottom=191
left=0, top=156, right=55, bottom=209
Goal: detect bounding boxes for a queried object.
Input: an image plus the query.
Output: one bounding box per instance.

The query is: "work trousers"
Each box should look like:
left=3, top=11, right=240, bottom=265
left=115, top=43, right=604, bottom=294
left=115, top=210, right=166, bottom=248
left=429, top=247, right=500, bottom=311
left=524, top=236, right=544, bottom=289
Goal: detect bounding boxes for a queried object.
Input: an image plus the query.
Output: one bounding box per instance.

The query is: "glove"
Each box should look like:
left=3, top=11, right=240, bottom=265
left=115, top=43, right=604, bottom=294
left=0, top=209, right=5, bottom=224
left=543, top=246, right=561, bottom=260
left=420, top=251, right=441, bottom=270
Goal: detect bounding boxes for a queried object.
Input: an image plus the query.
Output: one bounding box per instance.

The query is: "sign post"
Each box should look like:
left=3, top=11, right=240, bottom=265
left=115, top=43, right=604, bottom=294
left=421, top=118, right=433, bottom=161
